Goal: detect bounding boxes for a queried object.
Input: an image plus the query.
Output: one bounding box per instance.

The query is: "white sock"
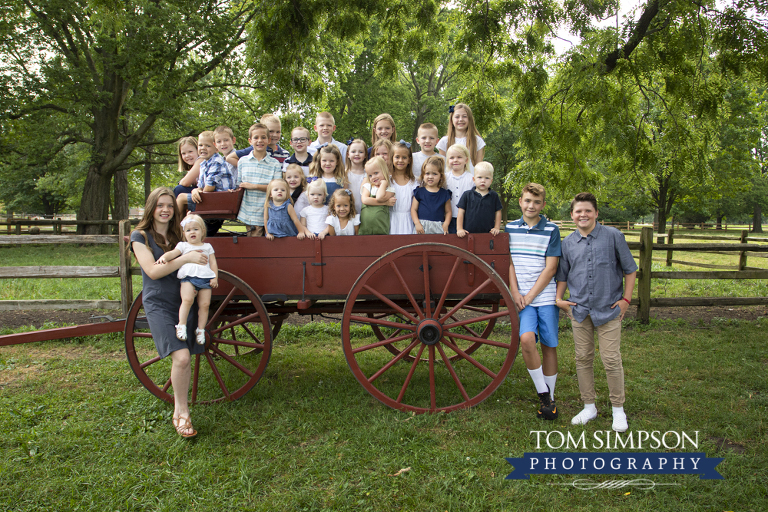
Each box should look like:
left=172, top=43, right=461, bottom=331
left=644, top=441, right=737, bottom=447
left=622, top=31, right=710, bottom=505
left=584, top=403, right=597, bottom=414
left=528, top=366, right=549, bottom=394
left=612, top=406, right=625, bottom=417
left=543, top=373, right=558, bottom=400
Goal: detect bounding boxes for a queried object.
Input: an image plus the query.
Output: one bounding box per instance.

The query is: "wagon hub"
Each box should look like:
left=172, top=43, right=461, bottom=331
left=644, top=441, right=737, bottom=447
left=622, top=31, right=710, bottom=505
left=417, top=318, right=442, bottom=346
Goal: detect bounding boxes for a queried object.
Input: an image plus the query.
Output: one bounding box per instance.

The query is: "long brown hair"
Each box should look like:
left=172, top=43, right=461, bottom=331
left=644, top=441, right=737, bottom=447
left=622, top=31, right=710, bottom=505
left=177, top=136, right=198, bottom=173
left=134, top=187, right=183, bottom=252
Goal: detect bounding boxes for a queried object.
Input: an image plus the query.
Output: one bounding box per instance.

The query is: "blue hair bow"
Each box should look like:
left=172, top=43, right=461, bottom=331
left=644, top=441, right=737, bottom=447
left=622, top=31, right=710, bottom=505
left=346, top=137, right=355, bottom=146
left=449, top=105, right=455, bottom=113
left=398, top=139, right=411, bottom=149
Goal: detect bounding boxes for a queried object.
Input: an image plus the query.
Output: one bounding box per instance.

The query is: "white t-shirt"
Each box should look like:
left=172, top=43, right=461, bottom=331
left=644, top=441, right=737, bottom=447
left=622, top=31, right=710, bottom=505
left=436, top=135, right=486, bottom=175
left=300, top=205, right=330, bottom=234
left=347, top=170, right=366, bottom=214
left=412, top=152, right=444, bottom=179
left=444, top=172, right=474, bottom=218
left=175, top=242, right=215, bottom=279
left=326, top=214, right=360, bottom=236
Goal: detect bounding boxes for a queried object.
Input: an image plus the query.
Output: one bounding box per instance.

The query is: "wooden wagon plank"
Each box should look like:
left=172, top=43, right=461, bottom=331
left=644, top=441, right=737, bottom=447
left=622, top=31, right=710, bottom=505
left=0, top=320, right=125, bottom=346
left=0, top=266, right=119, bottom=278
left=0, top=300, right=121, bottom=311
left=0, top=235, right=118, bottom=245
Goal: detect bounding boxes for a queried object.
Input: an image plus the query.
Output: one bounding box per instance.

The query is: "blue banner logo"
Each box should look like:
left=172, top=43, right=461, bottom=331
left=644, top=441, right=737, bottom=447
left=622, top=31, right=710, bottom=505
left=505, top=453, right=723, bottom=480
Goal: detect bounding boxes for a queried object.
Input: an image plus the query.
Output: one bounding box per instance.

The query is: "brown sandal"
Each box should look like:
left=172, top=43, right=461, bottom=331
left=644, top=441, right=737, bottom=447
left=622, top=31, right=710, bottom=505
left=172, top=414, right=197, bottom=438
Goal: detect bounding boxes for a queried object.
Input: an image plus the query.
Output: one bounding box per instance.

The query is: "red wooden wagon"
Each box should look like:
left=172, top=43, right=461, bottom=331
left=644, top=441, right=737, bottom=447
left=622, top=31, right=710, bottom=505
left=7, top=192, right=522, bottom=413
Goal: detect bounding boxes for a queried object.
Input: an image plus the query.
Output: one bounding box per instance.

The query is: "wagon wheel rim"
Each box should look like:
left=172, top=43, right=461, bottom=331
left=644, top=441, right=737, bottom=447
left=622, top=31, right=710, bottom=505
left=125, top=270, right=272, bottom=404
left=342, top=243, right=519, bottom=413
left=367, top=301, right=499, bottom=361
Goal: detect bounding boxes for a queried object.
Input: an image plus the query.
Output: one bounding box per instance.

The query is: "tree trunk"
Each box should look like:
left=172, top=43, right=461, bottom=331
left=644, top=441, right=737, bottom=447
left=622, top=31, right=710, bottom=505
left=77, top=165, right=112, bottom=234
left=144, top=146, right=153, bottom=200
left=753, top=204, right=763, bottom=233
left=716, top=214, right=724, bottom=230
left=113, top=169, right=129, bottom=222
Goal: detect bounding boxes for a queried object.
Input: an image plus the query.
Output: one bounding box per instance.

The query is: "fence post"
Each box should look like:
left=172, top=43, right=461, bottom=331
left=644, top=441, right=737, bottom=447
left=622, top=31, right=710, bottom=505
left=666, top=228, right=674, bottom=267
left=119, top=220, right=133, bottom=316
left=637, top=227, right=653, bottom=324
left=738, top=230, right=748, bottom=271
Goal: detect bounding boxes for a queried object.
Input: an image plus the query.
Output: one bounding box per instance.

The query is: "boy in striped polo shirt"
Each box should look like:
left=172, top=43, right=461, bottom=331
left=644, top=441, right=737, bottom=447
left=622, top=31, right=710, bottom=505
left=505, top=183, right=561, bottom=419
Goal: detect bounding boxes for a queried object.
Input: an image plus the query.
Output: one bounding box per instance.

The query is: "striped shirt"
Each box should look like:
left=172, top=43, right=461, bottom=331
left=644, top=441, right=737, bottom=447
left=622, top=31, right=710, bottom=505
left=236, top=153, right=282, bottom=226
left=505, top=215, right=562, bottom=306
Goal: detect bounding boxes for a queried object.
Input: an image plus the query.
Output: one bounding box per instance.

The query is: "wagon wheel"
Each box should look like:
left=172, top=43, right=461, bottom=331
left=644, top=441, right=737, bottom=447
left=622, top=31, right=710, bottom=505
left=367, top=300, right=500, bottom=361
left=342, top=243, right=519, bottom=413
left=125, top=271, right=272, bottom=404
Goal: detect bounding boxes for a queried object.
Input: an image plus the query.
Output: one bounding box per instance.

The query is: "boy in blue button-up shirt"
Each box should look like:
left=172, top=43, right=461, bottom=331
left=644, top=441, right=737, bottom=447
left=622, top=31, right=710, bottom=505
left=556, top=192, right=637, bottom=433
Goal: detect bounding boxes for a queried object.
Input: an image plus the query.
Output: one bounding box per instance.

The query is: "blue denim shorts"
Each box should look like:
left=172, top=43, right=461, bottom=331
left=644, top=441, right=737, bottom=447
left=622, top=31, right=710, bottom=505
left=186, top=195, right=197, bottom=212
left=518, top=304, right=559, bottom=347
left=181, top=276, right=211, bottom=290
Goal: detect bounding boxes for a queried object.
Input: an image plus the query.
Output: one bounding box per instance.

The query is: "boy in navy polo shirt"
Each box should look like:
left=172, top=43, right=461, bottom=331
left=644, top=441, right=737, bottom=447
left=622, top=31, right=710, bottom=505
left=556, top=192, right=637, bottom=433
left=506, top=183, right=561, bottom=419
left=456, top=162, right=502, bottom=237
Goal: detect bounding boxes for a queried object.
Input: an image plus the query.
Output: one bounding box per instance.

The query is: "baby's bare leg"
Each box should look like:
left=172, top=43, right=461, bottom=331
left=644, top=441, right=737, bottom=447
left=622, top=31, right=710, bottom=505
left=196, top=288, right=212, bottom=329
left=179, top=281, right=197, bottom=325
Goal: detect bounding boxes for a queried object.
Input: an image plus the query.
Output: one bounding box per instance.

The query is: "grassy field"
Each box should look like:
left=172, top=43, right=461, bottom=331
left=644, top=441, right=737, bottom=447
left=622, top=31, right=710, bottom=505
left=1, top=317, right=766, bottom=511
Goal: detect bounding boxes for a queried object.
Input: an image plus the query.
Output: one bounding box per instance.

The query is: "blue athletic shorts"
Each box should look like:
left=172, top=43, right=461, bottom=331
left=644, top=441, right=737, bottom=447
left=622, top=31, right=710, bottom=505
left=518, top=304, right=559, bottom=347
left=180, top=276, right=211, bottom=290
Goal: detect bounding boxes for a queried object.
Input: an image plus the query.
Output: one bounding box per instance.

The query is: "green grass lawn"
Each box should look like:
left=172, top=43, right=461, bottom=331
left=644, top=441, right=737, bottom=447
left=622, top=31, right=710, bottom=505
left=1, top=318, right=766, bottom=511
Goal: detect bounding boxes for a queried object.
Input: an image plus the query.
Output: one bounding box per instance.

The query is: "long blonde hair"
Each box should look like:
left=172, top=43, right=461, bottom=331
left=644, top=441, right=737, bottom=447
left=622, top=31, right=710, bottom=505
left=363, top=156, right=391, bottom=188
left=345, top=139, right=369, bottom=172
left=446, top=103, right=481, bottom=165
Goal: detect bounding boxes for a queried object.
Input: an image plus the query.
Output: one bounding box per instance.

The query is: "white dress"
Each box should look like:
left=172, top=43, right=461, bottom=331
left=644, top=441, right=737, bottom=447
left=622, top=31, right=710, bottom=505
left=175, top=242, right=215, bottom=279
left=389, top=179, right=418, bottom=235
left=326, top=214, right=360, bottom=236
left=300, top=205, right=329, bottom=234
left=347, top=171, right=366, bottom=215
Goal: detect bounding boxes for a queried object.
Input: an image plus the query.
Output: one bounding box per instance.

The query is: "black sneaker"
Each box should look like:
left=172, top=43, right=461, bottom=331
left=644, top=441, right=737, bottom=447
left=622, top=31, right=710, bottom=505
left=537, top=387, right=558, bottom=420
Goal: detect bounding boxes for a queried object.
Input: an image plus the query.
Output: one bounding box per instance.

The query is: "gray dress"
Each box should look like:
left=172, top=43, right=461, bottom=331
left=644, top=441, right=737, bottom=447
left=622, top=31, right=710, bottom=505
left=130, top=231, right=204, bottom=358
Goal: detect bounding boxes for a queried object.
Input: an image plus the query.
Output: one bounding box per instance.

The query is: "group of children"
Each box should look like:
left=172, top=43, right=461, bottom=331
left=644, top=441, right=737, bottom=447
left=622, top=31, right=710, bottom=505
left=163, top=105, right=638, bottom=434
left=171, top=104, right=498, bottom=239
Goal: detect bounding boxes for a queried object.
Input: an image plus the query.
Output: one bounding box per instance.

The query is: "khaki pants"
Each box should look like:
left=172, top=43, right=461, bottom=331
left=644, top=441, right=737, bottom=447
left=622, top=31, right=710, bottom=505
left=572, top=316, right=625, bottom=407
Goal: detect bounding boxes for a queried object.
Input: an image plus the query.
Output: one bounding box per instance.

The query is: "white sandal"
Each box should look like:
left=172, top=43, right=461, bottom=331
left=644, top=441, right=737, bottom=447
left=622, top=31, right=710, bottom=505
left=195, top=328, right=206, bottom=345
left=175, top=324, right=187, bottom=341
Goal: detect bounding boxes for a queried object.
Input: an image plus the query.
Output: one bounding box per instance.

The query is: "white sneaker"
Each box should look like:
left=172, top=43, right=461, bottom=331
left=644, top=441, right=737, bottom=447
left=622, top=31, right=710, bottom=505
left=195, top=328, right=206, bottom=345
left=612, top=411, right=628, bottom=432
left=571, top=407, right=598, bottom=425
left=175, top=324, right=187, bottom=341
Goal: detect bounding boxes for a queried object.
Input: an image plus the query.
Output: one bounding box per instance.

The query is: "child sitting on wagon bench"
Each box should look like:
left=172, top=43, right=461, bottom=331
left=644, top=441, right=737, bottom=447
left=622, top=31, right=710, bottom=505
left=176, top=131, right=235, bottom=217
left=155, top=214, right=219, bottom=346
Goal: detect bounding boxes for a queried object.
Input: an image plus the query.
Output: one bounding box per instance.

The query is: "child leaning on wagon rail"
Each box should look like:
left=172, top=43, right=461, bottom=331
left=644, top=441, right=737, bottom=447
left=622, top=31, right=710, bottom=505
left=263, top=179, right=308, bottom=240
left=319, top=188, right=360, bottom=237
left=410, top=156, right=452, bottom=235
left=456, top=161, right=502, bottom=238
left=176, top=131, right=235, bottom=217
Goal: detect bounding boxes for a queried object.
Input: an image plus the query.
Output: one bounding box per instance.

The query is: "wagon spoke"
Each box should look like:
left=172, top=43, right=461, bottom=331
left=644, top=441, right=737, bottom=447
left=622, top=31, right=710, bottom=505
left=139, top=354, right=163, bottom=369
left=210, top=336, right=264, bottom=350
left=442, top=337, right=497, bottom=379
left=389, top=261, right=425, bottom=320
left=208, top=344, right=255, bottom=377
left=443, top=310, right=511, bottom=330
left=208, top=286, right=238, bottom=326
left=443, top=331, right=511, bottom=349
left=434, top=256, right=461, bottom=316
left=349, top=315, right=417, bottom=331
left=439, top=278, right=493, bottom=322
left=428, top=345, right=436, bottom=410
left=422, top=252, right=432, bottom=317
left=362, top=283, right=420, bottom=324
left=204, top=352, right=231, bottom=400
left=368, top=339, right=421, bottom=383
left=352, top=332, right=418, bottom=354
left=437, top=344, right=470, bottom=401
left=210, top=311, right=264, bottom=335
left=396, top=344, right=426, bottom=403
left=133, top=332, right=153, bottom=338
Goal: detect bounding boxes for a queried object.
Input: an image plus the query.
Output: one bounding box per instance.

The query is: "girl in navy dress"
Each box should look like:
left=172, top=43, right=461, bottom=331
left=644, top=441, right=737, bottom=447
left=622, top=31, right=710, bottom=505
left=411, top=156, right=452, bottom=235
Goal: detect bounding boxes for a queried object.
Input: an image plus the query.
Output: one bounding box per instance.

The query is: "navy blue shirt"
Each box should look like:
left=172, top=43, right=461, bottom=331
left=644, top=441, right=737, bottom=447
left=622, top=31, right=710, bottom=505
left=556, top=223, right=638, bottom=326
left=457, top=188, right=503, bottom=233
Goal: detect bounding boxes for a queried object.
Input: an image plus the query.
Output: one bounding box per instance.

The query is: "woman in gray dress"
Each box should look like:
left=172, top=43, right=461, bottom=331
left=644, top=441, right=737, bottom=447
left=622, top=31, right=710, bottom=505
left=130, top=187, right=209, bottom=437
